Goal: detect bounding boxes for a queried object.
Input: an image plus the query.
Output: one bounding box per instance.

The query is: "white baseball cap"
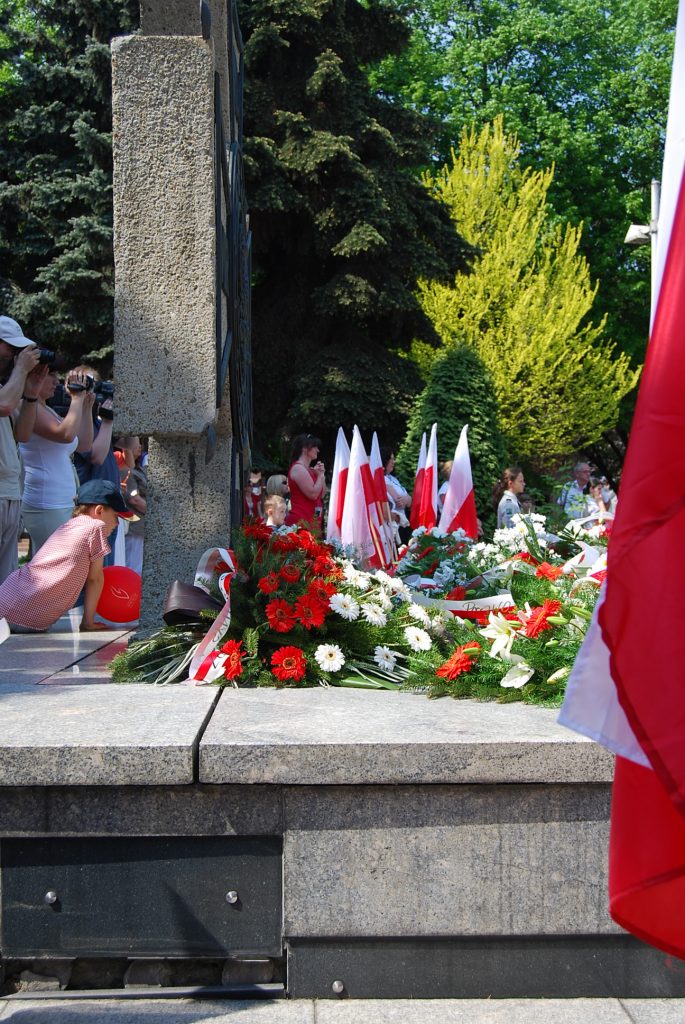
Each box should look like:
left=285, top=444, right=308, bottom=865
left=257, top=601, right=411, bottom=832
left=0, top=316, right=36, bottom=349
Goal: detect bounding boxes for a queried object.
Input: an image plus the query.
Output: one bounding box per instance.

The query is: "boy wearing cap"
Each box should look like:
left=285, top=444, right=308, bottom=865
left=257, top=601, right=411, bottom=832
left=0, top=480, right=138, bottom=635
left=0, top=315, right=46, bottom=583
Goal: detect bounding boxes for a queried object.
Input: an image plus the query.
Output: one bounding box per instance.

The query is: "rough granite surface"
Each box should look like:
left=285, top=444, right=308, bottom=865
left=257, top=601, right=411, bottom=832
left=199, top=688, right=614, bottom=784
left=0, top=685, right=218, bottom=786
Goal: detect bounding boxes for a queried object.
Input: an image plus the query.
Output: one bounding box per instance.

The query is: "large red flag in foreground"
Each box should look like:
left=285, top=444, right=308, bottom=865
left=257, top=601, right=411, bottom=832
left=438, top=424, right=478, bottom=538
left=559, top=0, right=685, bottom=958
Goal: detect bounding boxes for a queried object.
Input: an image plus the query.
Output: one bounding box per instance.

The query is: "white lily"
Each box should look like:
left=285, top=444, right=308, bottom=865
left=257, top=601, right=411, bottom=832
left=499, top=654, right=535, bottom=689
left=479, top=611, right=523, bottom=659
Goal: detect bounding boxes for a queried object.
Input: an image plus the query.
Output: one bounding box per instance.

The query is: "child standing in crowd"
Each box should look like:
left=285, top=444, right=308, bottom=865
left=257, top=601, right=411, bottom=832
left=0, top=481, right=137, bottom=636
left=264, top=494, right=287, bottom=529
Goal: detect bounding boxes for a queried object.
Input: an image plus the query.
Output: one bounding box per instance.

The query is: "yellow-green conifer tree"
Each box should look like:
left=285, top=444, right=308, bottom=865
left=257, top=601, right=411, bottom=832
left=417, top=117, right=639, bottom=464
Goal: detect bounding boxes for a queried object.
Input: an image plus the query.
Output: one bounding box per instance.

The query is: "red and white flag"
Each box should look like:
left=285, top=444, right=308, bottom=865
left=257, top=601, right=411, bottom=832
left=438, top=424, right=478, bottom=538
left=326, top=427, right=350, bottom=543
left=409, top=432, right=427, bottom=531
left=340, top=425, right=388, bottom=565
left=417, top=422, right=438, bottom=530
left=370, top=432, right=396, bottom=562
left=559, top=0, right=685, bottom=959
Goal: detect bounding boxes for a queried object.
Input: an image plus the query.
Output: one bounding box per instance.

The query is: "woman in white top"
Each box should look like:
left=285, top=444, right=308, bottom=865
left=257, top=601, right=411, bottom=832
left=20, top=369, right=94, bottom=553
left=493, top=466, right=525, bottom=529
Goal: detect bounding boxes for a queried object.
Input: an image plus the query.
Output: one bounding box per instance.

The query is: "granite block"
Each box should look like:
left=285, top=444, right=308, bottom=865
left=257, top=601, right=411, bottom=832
left=620, top=1001, right=685, bottom=1023
left=283, top=784, right=617, bottom=937
left=0, top=784, right=281, bottom=836
left=0, top=632, right=130, bottom=687
left=0, top=685, right=218, bottom=786
left=199, top=689, right=614, bottom=785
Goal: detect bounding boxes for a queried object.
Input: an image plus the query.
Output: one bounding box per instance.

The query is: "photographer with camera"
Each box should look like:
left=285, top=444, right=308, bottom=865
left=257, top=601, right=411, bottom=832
left=71, top=366, right=123, bottom=567
left=19, top=367, right=96, bottom=555
left=0, top=315, right=48, bottom=584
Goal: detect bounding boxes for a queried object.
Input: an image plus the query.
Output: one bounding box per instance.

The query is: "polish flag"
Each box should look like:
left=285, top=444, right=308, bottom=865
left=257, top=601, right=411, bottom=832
left=370, top=432, right=395, bottom=564
left=438, top=424, right=478, bottom=538
left=417, top=422, right=438, bottom=530
left=559, top=0, right=685, bottom=959
left=409, top=432, right=427, bottom=531
left=340, top=426, right=376, bottom=564
left=326, top=427, right=350, bottom=543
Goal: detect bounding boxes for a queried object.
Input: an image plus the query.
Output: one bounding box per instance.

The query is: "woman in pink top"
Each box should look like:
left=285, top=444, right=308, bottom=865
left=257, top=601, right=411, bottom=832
left=285, top=433, right=326, bottom=530
left=0, top=480, right=136, bottom=634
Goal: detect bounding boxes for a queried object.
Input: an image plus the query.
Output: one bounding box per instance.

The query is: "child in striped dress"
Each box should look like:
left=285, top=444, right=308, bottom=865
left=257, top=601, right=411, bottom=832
left=0, top=480, right=137, bottom=635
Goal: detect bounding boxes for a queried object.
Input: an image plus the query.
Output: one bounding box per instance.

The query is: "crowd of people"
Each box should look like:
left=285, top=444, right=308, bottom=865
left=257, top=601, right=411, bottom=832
left=0, top=315, right=145, bottom=633
left=1, top=309, right=617, bottom=634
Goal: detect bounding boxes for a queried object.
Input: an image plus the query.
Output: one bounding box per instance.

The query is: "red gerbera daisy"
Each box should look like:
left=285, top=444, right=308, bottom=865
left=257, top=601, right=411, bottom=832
left=280, top=562, right=301, bottom=584
left=271, top=645, right=306, bottom=682
left=312, top=554, right=336, bottom=576
left=258, top=573, right=280, bottom=594
left=265, top=598, right=296, bottom=633
left=512, top=552, right=538, bottom=565
left=294, top=593, right=327, bottom=630
left=244, top=523, right=272, bottom=542
left=436, top=643, right=481, bottom=681
left=446, top=586, right=466, bottom=601
left=535, top=562, right=563, bottom=581
left=307, top=579, right=337, bottom=604
left=524, top=599, right=562, bottom=638
left=220, top=639, right=244, bottom=680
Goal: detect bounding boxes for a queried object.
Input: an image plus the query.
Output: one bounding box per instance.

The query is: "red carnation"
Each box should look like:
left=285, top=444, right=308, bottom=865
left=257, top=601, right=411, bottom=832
left=258, top=573, right=280, bottom=594
left=271, top=645, right=307, bottom=682
left=524, top=599, right=562, bottom=638
left=436, top=643, right=480, bottom=681
left=294, top=593, right=327, bottom=630
left=265, top=598, right=296, bottom=633
left=280, top=562, right=301, bottom=584
left=220, top=639, right=244, bottom=680
left=535, top=562, right=563, bottom=581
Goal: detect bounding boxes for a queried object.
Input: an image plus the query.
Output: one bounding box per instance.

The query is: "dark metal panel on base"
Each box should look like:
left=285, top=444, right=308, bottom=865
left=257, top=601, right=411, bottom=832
left=287, top=936, right=685, bottom=999
left=1, top=836, right=282, bottom=958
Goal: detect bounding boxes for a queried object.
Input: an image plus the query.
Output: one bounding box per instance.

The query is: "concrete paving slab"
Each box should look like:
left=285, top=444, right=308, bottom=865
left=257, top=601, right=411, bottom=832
left=39, top=634, right=131, bottom=685
left=0, top=998, right=313, bottom=1022
left=620, top=1000, right=685, bottom=1023
left=199, top=688, right=614, bottom=785
left=316, top=999, right=634, bottom=1022
left=0, top=684, right=219, bottom=786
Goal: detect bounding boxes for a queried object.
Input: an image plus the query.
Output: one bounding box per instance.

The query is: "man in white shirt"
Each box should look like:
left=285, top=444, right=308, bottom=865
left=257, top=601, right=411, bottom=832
left=558, top=460, right=592, bottom=519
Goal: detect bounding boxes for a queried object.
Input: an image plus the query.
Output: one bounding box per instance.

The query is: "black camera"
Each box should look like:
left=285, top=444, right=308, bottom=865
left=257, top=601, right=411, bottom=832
left=67, top=374, right=94, bottom=393
left=38, top=348, right=56, bottom=365
left=94, top=380, right=114, bottom=401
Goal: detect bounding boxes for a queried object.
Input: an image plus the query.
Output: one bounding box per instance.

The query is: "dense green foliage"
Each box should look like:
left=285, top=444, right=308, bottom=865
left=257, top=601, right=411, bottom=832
left=394, top=343, right=507, bottom=525
left=239, top=0, right=472, bottom=452
left=416, top=120, right=639, bottom=465
left=0, top=0, right=139, bottom=362
left=372, top=0, right=676, bottom=369
left=288, top=341, right=422, bottom=454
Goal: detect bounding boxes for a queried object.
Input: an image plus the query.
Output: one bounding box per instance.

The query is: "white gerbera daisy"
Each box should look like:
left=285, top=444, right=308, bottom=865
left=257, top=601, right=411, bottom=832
left=374, top=589, right=393, bottom=612
left=372, top=569, right=395, bottom=588
left=343, top=563, right=370, bottom=590
left=374, top=645, right=397, bottom=671
left=361, top=603, right=387, bottom=627
left=314, top=644, right=345, bottom=673
left=407, top=602, right=431, bottom=626
left=329, top=593, right=360, bottom=621
left=404, top=625, right=432, bottom=652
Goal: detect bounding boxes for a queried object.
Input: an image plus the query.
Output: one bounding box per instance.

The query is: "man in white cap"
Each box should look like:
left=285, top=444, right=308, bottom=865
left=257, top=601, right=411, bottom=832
left=0, top=315, right=47, bottom=583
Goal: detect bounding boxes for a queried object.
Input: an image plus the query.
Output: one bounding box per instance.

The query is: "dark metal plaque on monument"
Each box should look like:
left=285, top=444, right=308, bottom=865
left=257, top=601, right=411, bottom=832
left=214, top=0, right=252, bottom=524
left=0, top=836, right=282, bottom=958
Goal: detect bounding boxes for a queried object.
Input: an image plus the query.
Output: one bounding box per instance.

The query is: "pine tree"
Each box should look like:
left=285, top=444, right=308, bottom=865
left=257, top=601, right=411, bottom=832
left=417, top=119, right=639, bottom=465
left=0, top=0, right=139, bottom=362
left=239, top=0, right=472, bottom=452
left=395, top=344, right=506, bottom=527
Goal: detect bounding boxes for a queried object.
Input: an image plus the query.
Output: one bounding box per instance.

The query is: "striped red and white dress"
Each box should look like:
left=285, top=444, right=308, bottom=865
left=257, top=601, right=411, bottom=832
left=0, top=516, right=110, bottom=630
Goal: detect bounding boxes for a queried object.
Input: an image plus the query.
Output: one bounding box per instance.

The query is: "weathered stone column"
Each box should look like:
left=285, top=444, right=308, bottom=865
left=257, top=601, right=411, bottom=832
left=112, top=1, right=247, bottom=627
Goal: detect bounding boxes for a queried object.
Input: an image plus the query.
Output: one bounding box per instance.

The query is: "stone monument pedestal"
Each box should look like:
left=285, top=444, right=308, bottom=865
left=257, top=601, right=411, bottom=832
left=1, top=675, right=684, bottom=999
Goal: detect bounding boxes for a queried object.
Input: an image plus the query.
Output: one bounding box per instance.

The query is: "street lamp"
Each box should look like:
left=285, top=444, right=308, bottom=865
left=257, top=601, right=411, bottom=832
left=624, top=179, right=661, bottom=301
